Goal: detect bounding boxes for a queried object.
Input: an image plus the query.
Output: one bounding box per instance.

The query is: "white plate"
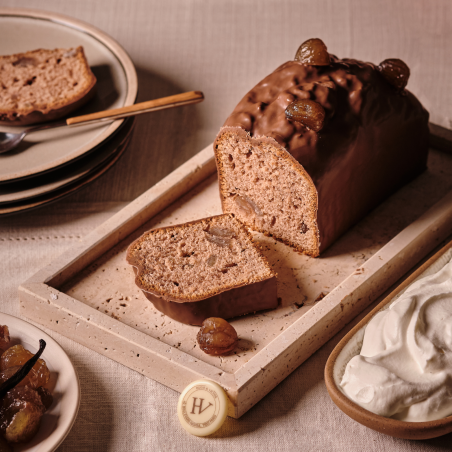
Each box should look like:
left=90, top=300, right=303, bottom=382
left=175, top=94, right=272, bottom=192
left=0, top=117, right=135, bottom=205
left=0, top=124, right=132, bottom=216
left=0, top=312, right=80, bottom=452
left=0, top=8, right=138, bottom=183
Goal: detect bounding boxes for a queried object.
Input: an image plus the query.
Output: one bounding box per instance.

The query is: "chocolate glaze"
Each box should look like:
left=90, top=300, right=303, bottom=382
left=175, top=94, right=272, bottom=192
left=131, top=267, right=277, bottom=326
left=221, top=56, right=429, bottom=252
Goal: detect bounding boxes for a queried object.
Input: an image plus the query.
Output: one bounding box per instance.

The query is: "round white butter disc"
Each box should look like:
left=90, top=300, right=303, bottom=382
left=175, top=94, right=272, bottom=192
left=177, top=380, right=228, bottom=436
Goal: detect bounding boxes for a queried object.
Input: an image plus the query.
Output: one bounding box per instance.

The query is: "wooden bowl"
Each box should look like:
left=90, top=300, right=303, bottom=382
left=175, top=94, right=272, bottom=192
left=325, top=240, right=452, bottom=440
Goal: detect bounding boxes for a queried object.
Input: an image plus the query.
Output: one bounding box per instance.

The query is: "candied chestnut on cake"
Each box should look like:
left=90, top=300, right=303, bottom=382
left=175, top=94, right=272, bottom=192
left=214, top=38, right=429, bottom=256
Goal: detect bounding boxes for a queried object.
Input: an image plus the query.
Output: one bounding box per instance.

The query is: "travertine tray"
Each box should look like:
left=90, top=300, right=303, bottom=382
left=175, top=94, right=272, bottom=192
left=19, top=144, right=452, bottom=418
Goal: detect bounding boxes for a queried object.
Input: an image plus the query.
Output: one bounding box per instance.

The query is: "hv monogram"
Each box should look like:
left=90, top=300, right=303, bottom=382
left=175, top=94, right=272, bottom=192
left=190, top=397, right=213, bottom=415
left=180, top=385, right=220, bottom=429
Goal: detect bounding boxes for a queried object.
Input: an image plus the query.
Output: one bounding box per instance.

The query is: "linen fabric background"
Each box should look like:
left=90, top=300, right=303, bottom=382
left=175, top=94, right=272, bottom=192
left=0, top=0, right=451, bottom=450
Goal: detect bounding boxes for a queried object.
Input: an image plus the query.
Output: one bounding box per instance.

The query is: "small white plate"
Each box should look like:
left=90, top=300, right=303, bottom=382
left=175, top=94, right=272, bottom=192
left=0, top=312, right=80, bottom=452
left=0, top=8, right=138, bottom=183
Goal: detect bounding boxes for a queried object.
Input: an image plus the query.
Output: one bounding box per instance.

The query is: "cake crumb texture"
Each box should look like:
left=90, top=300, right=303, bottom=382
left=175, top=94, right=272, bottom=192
left=0, top=46, right=96, bottom=124
left=127, top=214, right=275, bottom=301
left=216, top=131, right=319, bottom=256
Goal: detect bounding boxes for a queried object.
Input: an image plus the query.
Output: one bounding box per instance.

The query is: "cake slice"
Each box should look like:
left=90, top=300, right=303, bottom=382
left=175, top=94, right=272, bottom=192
left=214, top=39, right=429, bottom=257
left=0, top=47, right=96, bottom=125
left=215, top=129, right=320, bottom=257
left=126, top=214, right=277, bottom=325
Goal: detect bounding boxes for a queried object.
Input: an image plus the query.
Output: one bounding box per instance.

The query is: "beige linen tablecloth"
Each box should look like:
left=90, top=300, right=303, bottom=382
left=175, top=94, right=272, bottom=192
left=1, top=0, right=451, bottom=450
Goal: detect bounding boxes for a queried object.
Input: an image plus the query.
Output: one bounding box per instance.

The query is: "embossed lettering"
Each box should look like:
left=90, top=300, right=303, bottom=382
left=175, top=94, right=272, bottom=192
left=190, top=397, right=213, bottom=415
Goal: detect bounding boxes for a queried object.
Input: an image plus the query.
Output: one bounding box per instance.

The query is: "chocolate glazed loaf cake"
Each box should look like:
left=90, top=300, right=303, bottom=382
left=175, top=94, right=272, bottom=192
left=214, top=39, right=430, bottom=257
left=126, top=214, right=277, bottom=325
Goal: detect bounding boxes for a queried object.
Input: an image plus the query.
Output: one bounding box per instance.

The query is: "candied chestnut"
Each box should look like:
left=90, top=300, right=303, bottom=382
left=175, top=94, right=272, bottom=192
left=197, top=318, right=238, bottom=356
left=2, top=387, right=45, bottom=413
left=0, top=345, right=50, bottom=389
left=0, top=367, right=34, bottom=388
left=378, top=58, right=410, bottom=90
left=295, top=38, right=330, bottom=66
left=0, top=400, right=43, bottom=443
left=0, top=335, right=49, bottom=446
left=285, top=99, right=325, bottom=132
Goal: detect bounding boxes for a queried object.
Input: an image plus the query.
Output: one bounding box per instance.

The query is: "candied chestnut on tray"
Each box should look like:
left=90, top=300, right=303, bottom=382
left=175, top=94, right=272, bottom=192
left=197, top=317, right=239, bottom=356
left=0, top=329, right=53, bottom=446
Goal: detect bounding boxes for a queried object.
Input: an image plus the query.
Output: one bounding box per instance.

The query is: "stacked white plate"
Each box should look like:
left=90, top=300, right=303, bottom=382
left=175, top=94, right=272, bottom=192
left=0, top=8, right=138, bottom=215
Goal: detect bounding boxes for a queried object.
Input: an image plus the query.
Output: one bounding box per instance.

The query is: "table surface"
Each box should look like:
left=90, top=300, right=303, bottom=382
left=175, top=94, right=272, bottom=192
left=1, top=0, right=452, bottom=451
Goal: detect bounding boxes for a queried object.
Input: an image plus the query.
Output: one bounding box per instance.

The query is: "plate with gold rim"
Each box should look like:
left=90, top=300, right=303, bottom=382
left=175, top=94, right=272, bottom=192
left=0, top=8, right=137, bottom=184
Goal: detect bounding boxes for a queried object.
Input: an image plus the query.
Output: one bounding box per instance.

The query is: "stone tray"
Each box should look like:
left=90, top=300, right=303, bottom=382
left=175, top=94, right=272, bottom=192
left=19, top=143, right=452, bottom=418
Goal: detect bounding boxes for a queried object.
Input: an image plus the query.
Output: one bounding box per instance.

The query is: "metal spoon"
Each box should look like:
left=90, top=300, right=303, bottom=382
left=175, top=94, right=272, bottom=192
left=0, top=90, right=204, bottom=154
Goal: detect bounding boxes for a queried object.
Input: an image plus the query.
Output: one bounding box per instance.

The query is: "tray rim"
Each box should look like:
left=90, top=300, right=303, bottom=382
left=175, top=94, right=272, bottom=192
left=0, top=7, right=138, bottom=183
left=18, top=143, right=452, bottom=418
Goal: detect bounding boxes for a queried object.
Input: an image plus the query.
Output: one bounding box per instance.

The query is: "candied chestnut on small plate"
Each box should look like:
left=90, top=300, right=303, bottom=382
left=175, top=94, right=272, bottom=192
left=0, top=313, right=80, bottom=451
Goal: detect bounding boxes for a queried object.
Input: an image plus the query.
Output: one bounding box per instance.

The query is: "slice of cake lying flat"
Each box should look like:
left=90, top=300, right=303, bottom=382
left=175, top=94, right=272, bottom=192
left=214, top=39, right=429, bottom=257
left=126, top=214, right=277, bottom=325
left=0, top=47, right=96, bottom=125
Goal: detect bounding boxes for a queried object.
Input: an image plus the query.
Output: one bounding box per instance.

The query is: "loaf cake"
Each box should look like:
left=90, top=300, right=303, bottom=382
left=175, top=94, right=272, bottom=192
left=126, top=214, right=277, bottom=325
left=214, top=39, right=430, bottom=256
left=0, top=47, right=96, bottom=125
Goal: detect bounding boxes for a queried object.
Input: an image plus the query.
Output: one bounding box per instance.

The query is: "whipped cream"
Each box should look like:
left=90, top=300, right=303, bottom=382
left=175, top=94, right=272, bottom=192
left=340, top=257, right=452, bottom=422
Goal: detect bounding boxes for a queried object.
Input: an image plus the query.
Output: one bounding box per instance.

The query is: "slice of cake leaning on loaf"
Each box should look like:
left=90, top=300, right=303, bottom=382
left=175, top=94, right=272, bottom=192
left=214, top=39, right=430, bottom=257
left=126, top=214, right=277, bottom=325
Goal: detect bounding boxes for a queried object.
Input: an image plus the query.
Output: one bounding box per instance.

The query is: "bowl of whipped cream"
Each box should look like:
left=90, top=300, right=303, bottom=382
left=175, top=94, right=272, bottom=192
left=325, top=241, right=452, bottom=440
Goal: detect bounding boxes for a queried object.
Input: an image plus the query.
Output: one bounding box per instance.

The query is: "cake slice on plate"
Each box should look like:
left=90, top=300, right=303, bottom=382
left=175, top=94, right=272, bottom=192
left=0, top=46, right=96, bottom=125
